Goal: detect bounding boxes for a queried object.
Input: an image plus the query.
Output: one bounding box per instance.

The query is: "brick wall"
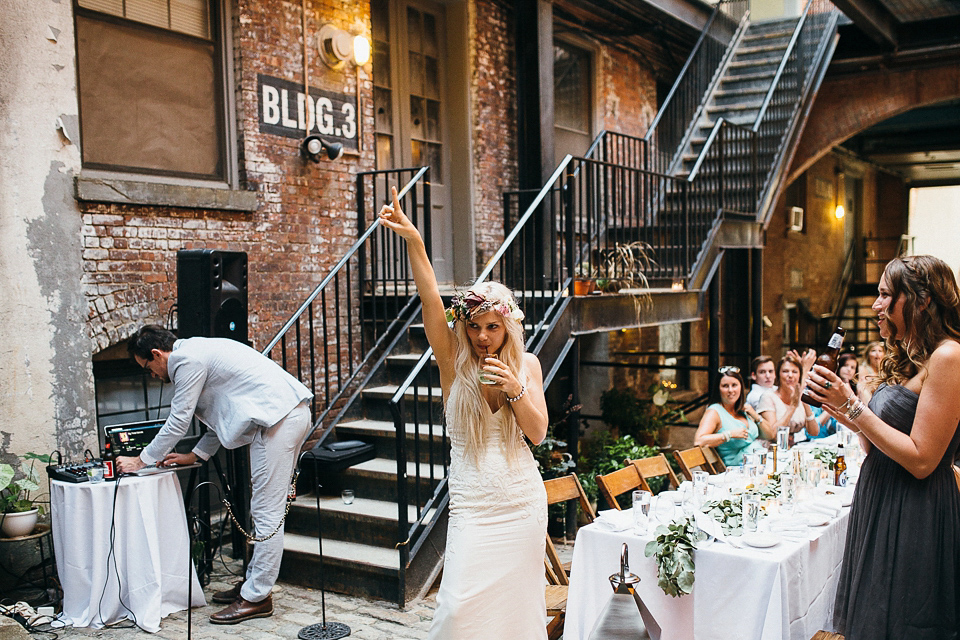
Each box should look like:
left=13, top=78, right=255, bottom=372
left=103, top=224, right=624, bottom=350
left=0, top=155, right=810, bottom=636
left=600, top=47, right=657, bottom=137
left=83, top=0, right=375, bottom=354
left=471, top=0, right=518, bottom=269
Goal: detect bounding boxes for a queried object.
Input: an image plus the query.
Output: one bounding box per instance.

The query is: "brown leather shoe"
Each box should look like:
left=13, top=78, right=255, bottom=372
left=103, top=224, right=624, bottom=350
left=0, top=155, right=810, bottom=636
left=209, top=595, right=273, bottom=625
left=210, top=581, right=244, bottom=604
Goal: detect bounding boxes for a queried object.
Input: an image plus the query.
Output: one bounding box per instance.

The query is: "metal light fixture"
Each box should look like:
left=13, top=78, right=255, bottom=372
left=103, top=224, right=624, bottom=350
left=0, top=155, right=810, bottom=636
left=318, top=25, right=370, bottom=68
left=301, top=134, right=343, bottom=162
left=835, top=169, right=846, bottom=220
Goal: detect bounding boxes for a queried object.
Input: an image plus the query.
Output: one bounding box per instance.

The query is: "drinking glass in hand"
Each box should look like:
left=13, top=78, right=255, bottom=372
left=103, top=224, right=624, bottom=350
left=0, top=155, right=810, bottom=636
left=632, top=490, right=652, bottom=533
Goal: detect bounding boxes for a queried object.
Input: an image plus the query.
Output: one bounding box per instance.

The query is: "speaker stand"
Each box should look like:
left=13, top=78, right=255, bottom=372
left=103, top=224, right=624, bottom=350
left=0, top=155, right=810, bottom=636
left=297, top=456, right=350, bottom=640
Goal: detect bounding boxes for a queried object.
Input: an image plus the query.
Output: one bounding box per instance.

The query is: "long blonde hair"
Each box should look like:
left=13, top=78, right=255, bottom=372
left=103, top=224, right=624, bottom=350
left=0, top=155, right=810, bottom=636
left=448, top=282, right=527, bottom=466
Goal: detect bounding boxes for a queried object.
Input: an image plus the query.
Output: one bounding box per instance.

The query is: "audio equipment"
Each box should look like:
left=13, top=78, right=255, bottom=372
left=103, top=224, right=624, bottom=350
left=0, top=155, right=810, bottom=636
left=177, top=249, right=248, bottom=344
left=46, top=460, right=102, bottom=483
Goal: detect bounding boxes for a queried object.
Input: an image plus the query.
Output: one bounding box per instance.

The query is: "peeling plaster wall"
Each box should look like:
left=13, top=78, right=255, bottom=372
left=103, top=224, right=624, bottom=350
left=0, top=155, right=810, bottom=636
left=0, top=1, right=94, bottom=459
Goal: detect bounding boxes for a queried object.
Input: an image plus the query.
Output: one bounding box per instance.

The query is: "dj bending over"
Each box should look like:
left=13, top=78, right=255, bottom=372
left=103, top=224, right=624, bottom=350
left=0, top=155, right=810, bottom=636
left=118, top=325, right=313, bottom=625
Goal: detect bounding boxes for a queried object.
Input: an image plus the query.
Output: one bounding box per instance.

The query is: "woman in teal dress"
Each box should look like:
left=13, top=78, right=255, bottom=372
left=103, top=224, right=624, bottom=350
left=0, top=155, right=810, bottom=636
left=694, top=367, right=773, bottom=466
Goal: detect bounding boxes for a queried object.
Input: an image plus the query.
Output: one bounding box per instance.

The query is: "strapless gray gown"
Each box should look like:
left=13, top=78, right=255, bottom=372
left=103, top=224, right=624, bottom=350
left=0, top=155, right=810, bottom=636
left=834, top=384, right=960, bottom=639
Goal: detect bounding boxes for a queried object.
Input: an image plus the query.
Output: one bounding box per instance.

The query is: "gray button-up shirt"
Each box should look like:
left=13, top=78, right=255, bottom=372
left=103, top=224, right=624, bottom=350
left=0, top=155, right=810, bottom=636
left=139, top=337, right=312, bottom=465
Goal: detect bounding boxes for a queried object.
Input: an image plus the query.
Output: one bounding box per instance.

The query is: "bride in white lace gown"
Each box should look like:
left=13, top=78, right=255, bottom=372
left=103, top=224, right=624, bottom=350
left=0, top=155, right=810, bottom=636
left=379, top=188, right=549, bottom=639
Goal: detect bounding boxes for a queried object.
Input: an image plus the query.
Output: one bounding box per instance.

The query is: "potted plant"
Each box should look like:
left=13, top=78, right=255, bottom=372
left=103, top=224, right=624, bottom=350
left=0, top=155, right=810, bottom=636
left=594, top=240, right=655, bottom=295
left=600, top=380, right=685, bottom=447
left=578, top=433, right=661, bottom=509
left=0, top=452, right=50, bottom=538
left=573, top=261, right=596, bottom=296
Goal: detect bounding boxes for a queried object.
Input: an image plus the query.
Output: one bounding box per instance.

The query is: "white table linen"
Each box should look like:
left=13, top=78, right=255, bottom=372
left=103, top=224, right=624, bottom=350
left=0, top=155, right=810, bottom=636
left=51, top=474, right=205, bottom=632
left=564, top=501, right=849, bottom=640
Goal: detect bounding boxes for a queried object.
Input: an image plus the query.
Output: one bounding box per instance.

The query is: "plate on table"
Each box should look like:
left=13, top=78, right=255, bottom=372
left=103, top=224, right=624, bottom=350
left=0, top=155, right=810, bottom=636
left=659, top=490, right=682, bottom=504
left=742, top=532, right=780, bottom=548
left=803, top=514, right=830, bottom=527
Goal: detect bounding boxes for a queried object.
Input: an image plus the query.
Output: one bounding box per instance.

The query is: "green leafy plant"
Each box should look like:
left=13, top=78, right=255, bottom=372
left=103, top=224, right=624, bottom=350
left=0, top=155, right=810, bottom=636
left=811, top=447, right=838, bottom=470
left=531, top=396, right=582, bottom=481
left=600, top=380, right=685, bottom=443
left=700, top=498, right=743, bottom=536
left=644, top=516, right=704, bottom=597
left=0, top=453, right=51, bottom=514
left=594, top=240, right=655, bottom=294
left=578, top=433, right=661, bottom=506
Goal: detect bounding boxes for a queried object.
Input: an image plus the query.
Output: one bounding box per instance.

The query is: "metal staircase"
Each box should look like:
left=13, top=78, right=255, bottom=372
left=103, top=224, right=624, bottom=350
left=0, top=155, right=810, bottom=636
left=261, top=0, right=842, bottom=609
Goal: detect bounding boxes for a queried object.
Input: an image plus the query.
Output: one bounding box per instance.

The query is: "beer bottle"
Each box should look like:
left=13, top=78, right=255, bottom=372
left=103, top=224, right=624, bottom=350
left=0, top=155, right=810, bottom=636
left=801, top=326, right=846, bottom=407
left=834, top=443, right=847, bottom=487
left=102, top=439, right=116, bottom=481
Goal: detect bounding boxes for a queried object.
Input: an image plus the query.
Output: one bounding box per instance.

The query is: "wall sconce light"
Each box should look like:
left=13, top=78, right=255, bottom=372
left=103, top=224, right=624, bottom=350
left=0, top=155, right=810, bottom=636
left=834, top=169, right=846, bottom=220
left=301, top=134, right=343, bottom=162
left=318, top=25, right=371, bottom=68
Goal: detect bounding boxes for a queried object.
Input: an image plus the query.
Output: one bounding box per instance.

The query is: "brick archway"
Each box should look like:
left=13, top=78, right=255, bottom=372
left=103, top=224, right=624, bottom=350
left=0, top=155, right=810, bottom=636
left=788, top=63, right=960, bottom=184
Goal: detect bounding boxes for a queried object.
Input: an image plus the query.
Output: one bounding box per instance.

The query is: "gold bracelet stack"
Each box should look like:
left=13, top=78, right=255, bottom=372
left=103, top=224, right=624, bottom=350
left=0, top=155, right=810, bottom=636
left=845, top=399, right=866, bottom=421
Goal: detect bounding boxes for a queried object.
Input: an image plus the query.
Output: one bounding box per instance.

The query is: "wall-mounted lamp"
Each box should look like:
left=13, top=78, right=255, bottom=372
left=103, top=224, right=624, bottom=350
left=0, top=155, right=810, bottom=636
left=301, top=134, right=343, bottom=162
left=318, top=25, right=371, bottom=68
left=834, top=169, right=846, bottom=220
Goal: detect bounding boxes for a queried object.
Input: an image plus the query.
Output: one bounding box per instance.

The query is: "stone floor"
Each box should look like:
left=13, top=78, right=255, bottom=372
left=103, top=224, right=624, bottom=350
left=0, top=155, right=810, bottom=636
left=30, top=537, right=577, bottom=639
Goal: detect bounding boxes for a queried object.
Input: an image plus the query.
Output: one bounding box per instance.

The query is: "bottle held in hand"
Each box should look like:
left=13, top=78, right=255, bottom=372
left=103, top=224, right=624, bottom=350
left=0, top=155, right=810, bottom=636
left=801, top=326, right=846, bottom=407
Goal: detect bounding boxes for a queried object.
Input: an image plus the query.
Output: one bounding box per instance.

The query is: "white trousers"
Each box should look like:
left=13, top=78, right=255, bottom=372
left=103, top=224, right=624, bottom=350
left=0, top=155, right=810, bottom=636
left=239, top=401, right=312, bottom=603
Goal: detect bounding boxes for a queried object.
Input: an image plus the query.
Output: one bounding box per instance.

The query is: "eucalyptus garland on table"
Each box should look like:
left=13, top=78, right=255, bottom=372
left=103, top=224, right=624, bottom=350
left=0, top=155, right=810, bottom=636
left=644, top=517, right=705, bottom=597
left=811, top=447, right=838, bottom=470
left=700, top=498, right=743, bottom=536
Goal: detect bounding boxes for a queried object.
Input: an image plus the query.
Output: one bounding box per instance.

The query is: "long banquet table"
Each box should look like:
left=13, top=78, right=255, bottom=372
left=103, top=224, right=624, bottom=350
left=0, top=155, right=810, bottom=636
left=563, top=489, right=851, bottom=640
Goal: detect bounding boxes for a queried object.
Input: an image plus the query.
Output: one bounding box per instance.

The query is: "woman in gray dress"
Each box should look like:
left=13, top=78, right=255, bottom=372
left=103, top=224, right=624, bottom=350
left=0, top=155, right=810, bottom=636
left=806, top=255, right=960, bottom=640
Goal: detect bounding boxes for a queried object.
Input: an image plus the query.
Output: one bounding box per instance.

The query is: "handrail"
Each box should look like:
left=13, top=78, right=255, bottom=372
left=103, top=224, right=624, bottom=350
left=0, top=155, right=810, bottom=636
left=752, top=2, right=814, bottom=132
left=262, top=166, right=429, bottom=355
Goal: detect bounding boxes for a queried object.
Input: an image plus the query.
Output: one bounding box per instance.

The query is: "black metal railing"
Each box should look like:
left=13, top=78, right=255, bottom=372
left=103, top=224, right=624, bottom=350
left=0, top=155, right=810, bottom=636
left=752, top=0, right=838, bottom=210
left=261, top=166, right=430, bottom=435
left=645, top=0, right=749, bottom=174
left=687, top=118, right=759, bottom=218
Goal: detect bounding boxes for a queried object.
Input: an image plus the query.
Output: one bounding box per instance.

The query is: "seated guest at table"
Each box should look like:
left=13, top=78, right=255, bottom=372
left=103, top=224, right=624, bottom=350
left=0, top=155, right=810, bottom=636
left=757, top=350, right=819, bottom=443
left=807, top=255, right=960, bottom=639
left=745, top=355, right=777, bottom=409
left=695, top=366, right=772, bottom=467
left=118, top=325, right=313, bottom=625
left=857, top=340, right=884, bottom=403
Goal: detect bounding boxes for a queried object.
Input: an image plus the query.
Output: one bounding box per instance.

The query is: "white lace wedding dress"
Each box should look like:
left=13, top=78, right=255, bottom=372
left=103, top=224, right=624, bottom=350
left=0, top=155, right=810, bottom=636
left=427, top=378, right=548, bottom=639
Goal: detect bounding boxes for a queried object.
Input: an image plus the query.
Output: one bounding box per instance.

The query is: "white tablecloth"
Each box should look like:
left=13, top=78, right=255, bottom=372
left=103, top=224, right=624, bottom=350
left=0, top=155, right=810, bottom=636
left=564, top=506, right=849, bottom=640
left=51, top=474, right=205, bottom=632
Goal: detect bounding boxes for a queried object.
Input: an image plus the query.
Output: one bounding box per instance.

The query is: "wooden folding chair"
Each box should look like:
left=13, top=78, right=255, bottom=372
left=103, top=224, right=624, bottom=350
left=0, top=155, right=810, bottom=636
left=544, top=473, right=596, bottom=523
left=673, top=447, right=716, bottom=481
left=544, top=533, right=568, bottom=640
left=810, top=632, right=844, bottom=640
left=629, top=453, right=681, bottom=493
left=596, top=463, right=645, bottom=510
left=702, top=446, right=727, bottom=473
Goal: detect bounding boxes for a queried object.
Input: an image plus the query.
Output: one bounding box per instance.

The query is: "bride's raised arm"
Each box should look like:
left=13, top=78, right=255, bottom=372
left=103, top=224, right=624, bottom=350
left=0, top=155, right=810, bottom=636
left=378, top=187, right=457, bottom=386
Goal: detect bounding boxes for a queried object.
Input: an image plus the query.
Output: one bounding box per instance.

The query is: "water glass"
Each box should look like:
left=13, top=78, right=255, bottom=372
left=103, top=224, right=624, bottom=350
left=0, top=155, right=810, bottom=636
left=726, top=466, right=744, bottom=493
left=87, top=466, right=105, bottom=484
left=654, top=494, right=676, bottom=523
left=742, top=491, right=762, bottom=532
left=780, top=473, right=797, bottom=514
left=632, top=490, right=652, bottom=532
left=806, top=460, right=823, bottom=488
left=777, top=426, right=790, bottom=451
left=341, top=489, right=355, bottom=505
left=692, top=470, right=710, bottom=506
left=792, top=449, right=805, bottom=477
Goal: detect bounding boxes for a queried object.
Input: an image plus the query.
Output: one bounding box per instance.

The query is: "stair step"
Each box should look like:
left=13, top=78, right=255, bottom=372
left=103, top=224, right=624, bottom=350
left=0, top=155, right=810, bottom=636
left=351, top=456, right=446, bottom=479
left=338, top=418, right=445, bottom=439
left=714, top=86, right=769, bottom=99
left=285, top=532, right=399, bottom=568
left=363, top=384, right=444, bottom=401
left=293, top=493, right=435, bottom=524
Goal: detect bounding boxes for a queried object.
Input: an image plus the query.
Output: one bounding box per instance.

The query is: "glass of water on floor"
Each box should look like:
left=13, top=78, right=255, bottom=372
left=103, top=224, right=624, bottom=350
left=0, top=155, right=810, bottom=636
left=633, top=489, right=652, bottom=533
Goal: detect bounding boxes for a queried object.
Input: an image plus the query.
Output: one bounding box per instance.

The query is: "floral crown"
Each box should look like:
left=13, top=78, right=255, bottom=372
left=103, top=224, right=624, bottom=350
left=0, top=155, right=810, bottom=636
left=445, top=289, right=525, bottom=324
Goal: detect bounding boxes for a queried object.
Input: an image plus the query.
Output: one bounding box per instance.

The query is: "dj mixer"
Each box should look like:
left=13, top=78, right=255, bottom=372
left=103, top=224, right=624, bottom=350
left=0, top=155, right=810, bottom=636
left=46, top=459, right=103, bottom=483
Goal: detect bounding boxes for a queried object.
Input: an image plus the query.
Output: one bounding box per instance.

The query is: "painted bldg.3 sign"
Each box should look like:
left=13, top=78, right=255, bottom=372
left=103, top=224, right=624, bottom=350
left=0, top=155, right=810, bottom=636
left=258, top=74, right=358, bottom=150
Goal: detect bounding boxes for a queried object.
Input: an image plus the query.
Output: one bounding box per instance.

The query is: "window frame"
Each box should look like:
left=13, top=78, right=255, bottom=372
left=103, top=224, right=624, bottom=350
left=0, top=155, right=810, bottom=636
left=72, top=0, right=244, bottom=200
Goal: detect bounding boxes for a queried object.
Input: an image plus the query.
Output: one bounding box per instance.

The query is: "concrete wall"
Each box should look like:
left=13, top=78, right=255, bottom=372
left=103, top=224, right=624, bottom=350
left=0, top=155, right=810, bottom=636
left=0, top=0, right=94, bottom=460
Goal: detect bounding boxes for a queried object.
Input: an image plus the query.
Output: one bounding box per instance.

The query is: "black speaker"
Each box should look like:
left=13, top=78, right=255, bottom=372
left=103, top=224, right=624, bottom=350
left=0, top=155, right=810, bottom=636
left=177, top=249, right=248, bottom=344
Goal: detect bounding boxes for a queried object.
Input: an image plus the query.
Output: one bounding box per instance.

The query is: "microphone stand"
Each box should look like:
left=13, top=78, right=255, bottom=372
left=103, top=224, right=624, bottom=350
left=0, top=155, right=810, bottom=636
left=297, top=453, right=350, bottom=639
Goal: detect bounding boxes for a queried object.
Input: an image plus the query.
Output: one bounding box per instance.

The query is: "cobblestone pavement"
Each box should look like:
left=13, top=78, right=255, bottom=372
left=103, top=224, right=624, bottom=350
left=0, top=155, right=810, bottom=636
left=37, top=538, right=576, bottom=639
left=45, top=577, right=438, bottom=640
